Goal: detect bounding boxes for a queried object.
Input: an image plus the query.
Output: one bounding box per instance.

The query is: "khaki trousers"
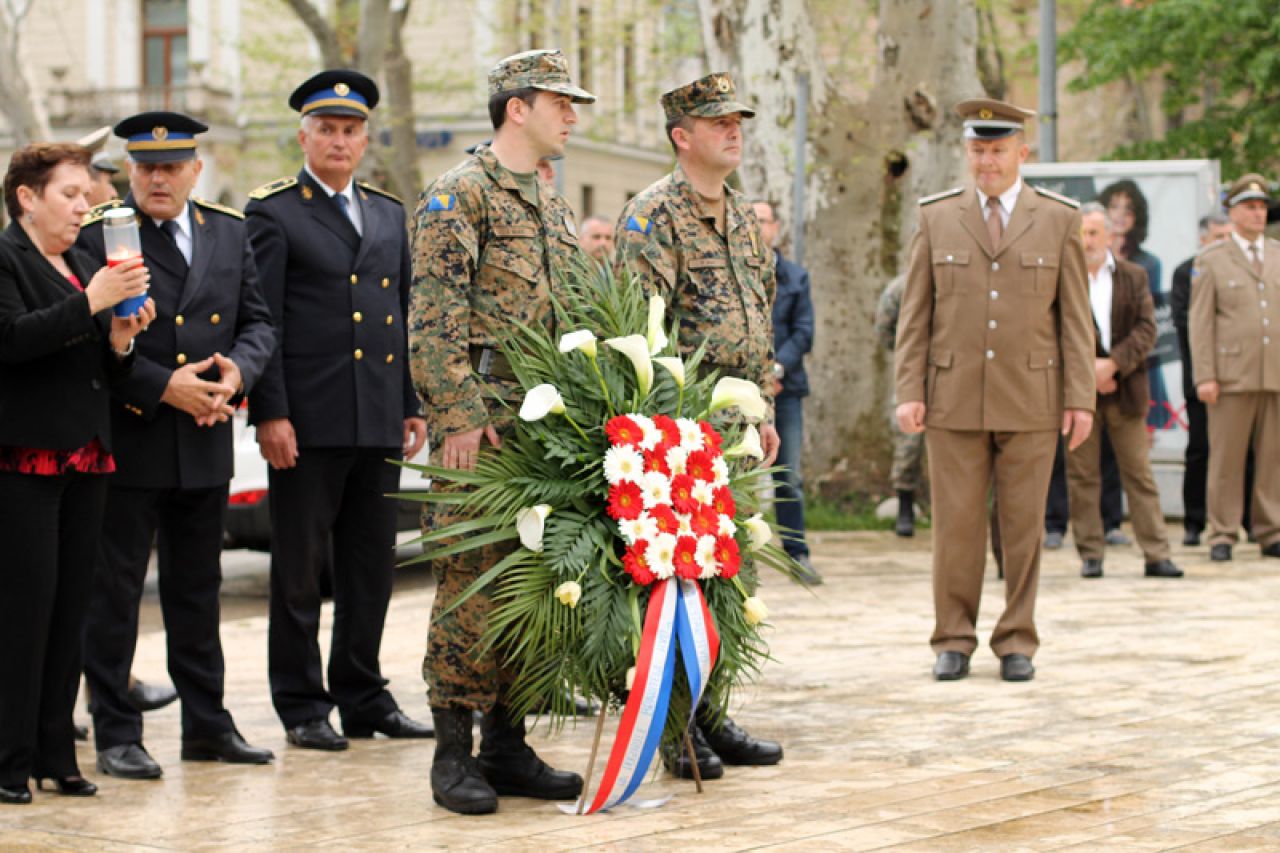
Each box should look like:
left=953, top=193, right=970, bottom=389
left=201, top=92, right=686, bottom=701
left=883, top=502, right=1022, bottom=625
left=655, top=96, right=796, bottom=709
left=1065, top=404, right=1171, bottom=562
left=926, top=428, right=1058, bottom=658
left=1207, top=391, right=1280, bottom=547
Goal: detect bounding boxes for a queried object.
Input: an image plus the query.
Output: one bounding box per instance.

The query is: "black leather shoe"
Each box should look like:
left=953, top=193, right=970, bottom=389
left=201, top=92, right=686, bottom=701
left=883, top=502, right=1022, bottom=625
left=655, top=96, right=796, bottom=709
left=699, top=714, right=783, bottom=765
left=532, top=692, right=598, bottom=717
left=933, top=651, right=970, bottom=681
left=895, top=490, right=915, bottom=538
left=1210, top=544, right=1233, bottom=562
left=478, top=704, right=583, bottom=799
left=1000, top=653, right=1035, bottom=682
left=1104, top=529, right=1132, bottom=546
left=344, top=709, right=434, bottom=739
left=1262, top=542, right=1280, bottom=558
left=182, top=730, right=274, bottom=764
left=791, top=554, right=823, bottom=586
left=430, top=707, right=497, bottom=815
left=1081, top=558, right=1103, bottom=578
left=285, top=719, right=349, bottom=751
left=662, top=724, right=724, bottom=780
left=97, top=743, right=163, bottom=780
left=1043, top=531, right=1064, bottom=550
left=1144, top=559, right=1184, bottom=578
left=35, top=776, right=97, bottom=797
left=127, top=679, right=178, bottom=713
left=1182, top=529, right=1201, bottom=546
left=0, top=784, right=31, bottom=804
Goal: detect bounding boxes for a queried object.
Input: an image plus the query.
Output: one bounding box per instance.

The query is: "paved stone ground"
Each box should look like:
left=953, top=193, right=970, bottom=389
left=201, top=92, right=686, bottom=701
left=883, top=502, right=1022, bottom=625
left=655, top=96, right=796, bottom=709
left=5, top=529, right=1280, bottom=850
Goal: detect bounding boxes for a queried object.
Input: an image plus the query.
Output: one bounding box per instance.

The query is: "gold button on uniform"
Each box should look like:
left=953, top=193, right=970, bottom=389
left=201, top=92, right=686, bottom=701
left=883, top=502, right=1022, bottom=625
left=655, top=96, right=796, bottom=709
left=385, top=314, right=394, bottom=326
left=354, top=349, right=364, bottom=360
left=210, top=313, right=221, bottom=325
left=175, top=315, right=185, bottom=326
left=350, top=274, right=358, bottom=285
left=385, top=354, right=395, bottom=364
left=381, top=277, right=390, bottom=288
left=176, top=353, right=187, bottom=366
left=353, top=311, right=363, bottom=323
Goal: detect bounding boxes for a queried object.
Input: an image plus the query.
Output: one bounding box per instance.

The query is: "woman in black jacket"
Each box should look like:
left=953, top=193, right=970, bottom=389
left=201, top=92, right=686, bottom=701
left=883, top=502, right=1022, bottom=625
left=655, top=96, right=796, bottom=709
left=0, top=142, right=154, bottom=804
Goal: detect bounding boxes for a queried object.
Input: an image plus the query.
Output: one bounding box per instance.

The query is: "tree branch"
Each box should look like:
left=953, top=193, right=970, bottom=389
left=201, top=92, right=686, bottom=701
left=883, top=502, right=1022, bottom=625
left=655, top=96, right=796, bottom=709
left=280, top=0, right=342, bottom=66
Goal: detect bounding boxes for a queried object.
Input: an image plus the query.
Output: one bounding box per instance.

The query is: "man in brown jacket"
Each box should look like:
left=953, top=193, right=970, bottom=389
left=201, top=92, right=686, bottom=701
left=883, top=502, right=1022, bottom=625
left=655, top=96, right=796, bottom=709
left=1066, top=202, right=1181, bottom=580
left=1190, top=174, right=1280, bottom=561
left=895, top=98, right=1095, bottom=683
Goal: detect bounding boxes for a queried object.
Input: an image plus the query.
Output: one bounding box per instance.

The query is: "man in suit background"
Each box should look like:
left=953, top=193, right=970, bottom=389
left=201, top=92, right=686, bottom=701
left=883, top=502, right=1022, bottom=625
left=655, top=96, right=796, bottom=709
left=1066, top=202, right=1181, bottom=579
left=895, top=98, right=1095, bottom=684
left=79, top=112, right=276, bottom=779
left=245, top=70, right=431, bottom=751
left=1190, top=174, right=1280, bottom=561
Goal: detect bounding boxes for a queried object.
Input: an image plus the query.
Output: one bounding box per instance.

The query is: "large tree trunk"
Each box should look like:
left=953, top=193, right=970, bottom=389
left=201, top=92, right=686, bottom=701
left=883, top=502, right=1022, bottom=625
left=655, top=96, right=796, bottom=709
left=0, top=0, right=50, bottom=146
left=697, top=0, right=983, bottom=496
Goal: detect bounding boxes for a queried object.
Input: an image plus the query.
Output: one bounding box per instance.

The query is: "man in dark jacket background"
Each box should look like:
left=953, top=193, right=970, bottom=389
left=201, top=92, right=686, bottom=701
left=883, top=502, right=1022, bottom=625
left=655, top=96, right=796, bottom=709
left=753, top=200, right=820, bottom=585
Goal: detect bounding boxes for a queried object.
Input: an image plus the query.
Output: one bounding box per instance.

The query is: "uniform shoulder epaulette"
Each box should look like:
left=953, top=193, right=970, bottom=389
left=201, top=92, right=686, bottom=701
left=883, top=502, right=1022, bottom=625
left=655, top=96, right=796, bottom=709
left=1199, top=239, right=1230, bottom=258
left=193, top=197, right=244, bottom=220
left=247, top=176, right=297, bottom=201
left=918, top=187, right=963, bottom=206
left=358, top=180, right=403, bottom=206
left=81, top=199, right=122, bottom=227
left=1032, top=185, right=1081, bottom=208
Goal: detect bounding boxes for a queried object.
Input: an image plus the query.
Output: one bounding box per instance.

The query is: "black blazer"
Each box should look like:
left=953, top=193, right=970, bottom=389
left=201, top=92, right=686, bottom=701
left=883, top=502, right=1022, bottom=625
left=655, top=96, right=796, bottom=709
left=771, top=251, right=814, bottom=398
left=76, top=196, right=275, bottom=489
left=0, top=222, right=131, bottom=452
left=245, top=169, right=421, bottom=449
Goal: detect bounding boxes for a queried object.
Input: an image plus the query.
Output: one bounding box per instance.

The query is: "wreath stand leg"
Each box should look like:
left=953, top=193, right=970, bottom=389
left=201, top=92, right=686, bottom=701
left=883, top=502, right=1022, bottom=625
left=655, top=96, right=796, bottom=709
left=576, top=704, right=609, bottom=815
left=683, top=727, right=704, bottom=794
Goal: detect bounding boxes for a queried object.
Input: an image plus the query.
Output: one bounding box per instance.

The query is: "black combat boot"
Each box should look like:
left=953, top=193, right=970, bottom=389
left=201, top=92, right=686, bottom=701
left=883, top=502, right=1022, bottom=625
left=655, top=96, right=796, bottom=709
left=697, top=703, right=783, bottom=766
left=895, top=490, right=915, bottom=537
left=478, top=704, right=583, bottom=800
left=661, top=722, right=724, bottom=780
left=430, top=707, right=497, bottom=815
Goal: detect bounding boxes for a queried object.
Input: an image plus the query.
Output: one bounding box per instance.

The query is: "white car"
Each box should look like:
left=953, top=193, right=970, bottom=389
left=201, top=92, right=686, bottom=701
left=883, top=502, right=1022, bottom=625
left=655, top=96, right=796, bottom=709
left=224, top=407, right=432, bottom=550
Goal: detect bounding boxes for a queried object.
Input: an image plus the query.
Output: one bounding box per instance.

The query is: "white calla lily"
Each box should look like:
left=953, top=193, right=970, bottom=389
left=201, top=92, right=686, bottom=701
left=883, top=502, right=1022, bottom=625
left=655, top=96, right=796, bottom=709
left=709, top=376, right=767, bottom=421
left=654, top=356, right=686, bottom=388
left=743, top=513, right=773, bottom=551
left=724, top=424, right=764, bottom=460
left=519, top=384, right=565, bottom=421
left=558, top=329, right=598, bottom=357
left=555, top=581, right=583, bottom=608
left=604, top=335, right=654, bottom=396
left=646, top=294, right=669, bottom=354
left=516, top=504, right=552, bottom=552
left=743, top=595, right=769, bottom=626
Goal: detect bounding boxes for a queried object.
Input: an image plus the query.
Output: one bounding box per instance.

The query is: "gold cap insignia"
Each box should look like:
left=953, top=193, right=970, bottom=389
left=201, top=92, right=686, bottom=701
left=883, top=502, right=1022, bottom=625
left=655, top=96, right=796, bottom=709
left=717, top=76, right=731, bottom=93
left=1251, top=182, right=1262, bottom=192
left=153, top=126, right=169, bottom=141
left=301, top=185, right=313, bottom=200
left=978, top=108, right=993, bottom=120
left=334, top=83, right=350, bottom=96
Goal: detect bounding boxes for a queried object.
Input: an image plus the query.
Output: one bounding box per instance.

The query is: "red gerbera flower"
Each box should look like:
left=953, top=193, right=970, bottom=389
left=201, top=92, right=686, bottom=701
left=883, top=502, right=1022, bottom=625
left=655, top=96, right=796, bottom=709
left=673, top=535, right=700, bottom=580
left=606, top=415, right=643, bottom=447
left=699, top=420, right=724, bottom=451
left=690, top=504, right=719, bottom=537
left=714, top=535, right=741, bottom=579
left=607, top=481, right=644, bottom=521
left=685, top=449, right=715, bottom=482
left=623, top=541, right=657, bottom=586
left=712, top=485, right=736, bottom=518
left=649, top=504, right=680, bottom=535
left=669, top=473, right=698, bottom=514
left=652, top=414, right=681, bottom=445
left=644, top=442, right=673, bottom=476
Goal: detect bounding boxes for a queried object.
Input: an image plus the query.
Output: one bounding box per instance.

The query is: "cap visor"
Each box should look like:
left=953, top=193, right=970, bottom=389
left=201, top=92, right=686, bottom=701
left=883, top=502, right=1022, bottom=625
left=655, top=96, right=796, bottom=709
left=127, top=149, right=198, bottom=164
left=304, top=105, right=371, bottom=119
left=534, top=83, right=597, bottom=104
left=1230, top=191, right=1272, bottom=206
left=688, top=101, right=756, bottom=119
left=964, top=126, right=1019, bottom=140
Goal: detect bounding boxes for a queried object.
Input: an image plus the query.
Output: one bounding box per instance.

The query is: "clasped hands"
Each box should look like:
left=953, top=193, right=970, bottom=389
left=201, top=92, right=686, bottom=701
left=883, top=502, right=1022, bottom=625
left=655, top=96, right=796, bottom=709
left=161, top=352, right=241, bottom=427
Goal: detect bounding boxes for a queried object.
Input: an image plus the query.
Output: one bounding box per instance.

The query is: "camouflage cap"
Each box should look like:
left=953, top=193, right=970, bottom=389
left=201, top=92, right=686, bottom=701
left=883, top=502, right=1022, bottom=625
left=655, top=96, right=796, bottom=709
left=1226, top=173, right=1272, bottom=207
left=488, top=49, right=596, bottom=104
left=661, top=72, right=755, bottom=123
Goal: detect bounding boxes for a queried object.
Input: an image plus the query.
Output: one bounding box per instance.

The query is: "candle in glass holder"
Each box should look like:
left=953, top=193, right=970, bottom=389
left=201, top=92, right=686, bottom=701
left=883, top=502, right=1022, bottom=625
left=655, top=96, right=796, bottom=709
left=102, top=207, right=147, bottom=317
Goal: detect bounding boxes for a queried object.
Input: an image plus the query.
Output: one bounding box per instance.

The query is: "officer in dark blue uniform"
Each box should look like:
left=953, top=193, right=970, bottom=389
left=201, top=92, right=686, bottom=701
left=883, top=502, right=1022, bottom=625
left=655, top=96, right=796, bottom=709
left=245, top=70, right=430, bottom=750
left=78, top=112, right=276, bottom=779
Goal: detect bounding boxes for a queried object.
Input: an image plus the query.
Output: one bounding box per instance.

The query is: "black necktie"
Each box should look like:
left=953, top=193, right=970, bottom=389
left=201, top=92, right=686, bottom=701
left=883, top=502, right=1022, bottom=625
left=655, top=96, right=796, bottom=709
left=160, top=220, right=188, bottom=269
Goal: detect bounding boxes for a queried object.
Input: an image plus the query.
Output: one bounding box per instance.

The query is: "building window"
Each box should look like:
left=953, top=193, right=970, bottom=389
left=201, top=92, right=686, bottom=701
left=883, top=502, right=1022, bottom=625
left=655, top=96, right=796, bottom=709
left=576, top=5, right=592, bottom=93
left=143, top=0, right=188, bottom=101
left=518, top=0, right=543, bottom=51
left=581, top=184, right=595, bottom=218
left=622, top=24, right=636, bottom=108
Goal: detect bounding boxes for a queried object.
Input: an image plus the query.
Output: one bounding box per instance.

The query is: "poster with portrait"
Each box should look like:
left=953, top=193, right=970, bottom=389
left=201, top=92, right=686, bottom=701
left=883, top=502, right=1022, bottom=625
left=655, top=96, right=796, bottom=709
left=1022, top=160, right=1221, bottom=464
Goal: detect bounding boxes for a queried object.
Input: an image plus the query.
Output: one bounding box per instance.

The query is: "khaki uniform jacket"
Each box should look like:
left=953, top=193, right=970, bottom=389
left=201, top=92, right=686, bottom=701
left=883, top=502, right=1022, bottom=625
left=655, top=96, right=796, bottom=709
left=895, top=183, right=1095, bottom=431
left=1189, top=236, right=1280, bottom=393
left=1098, top=258, right=1157, bottom=419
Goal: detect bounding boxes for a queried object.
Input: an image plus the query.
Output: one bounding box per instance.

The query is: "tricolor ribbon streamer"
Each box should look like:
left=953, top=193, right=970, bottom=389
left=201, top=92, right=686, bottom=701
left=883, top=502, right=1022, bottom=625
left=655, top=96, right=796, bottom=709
left=576, top=577, right=720, bottom=814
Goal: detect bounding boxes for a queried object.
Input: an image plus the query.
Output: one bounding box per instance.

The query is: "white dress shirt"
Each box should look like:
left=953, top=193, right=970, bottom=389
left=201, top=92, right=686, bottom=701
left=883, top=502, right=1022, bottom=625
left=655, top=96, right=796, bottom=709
left=1232, top=230, right=1263, bottom=263
left=305, top=164, right=363, bottom=236
left=977, top=177, right=1022, bottom=229
left=153, top=202, right=194, bottom=265
left=1089, top=251, right=1116, bottom=354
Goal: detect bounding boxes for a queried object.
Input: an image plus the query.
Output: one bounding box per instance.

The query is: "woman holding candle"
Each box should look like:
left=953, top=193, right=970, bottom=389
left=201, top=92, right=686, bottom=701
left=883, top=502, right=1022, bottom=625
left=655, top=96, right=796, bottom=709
left=0, top=142, right=153, bottom=804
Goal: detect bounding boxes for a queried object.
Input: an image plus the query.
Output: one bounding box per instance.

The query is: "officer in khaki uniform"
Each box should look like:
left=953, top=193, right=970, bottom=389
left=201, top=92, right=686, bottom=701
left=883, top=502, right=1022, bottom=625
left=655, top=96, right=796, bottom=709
left=1189, top=174, right=1280, bottom=561
left=615, top=72, right=784, bottom=781
left=895, top=99, right=1095, bottom=683
left=409, top=48, right=590, bottom=816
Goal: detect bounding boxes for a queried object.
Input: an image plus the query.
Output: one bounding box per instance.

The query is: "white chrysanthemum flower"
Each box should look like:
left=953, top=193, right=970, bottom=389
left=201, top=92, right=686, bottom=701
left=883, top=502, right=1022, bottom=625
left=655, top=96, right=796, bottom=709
left=639, top=471, right=672, bottom=508
left=690, top=480, right=715, bottom=507
left=665, top=445, right=689, bottom=476
left=648, top=533, right=677, bottom=580
left=717, top=514, right=737, bottom=538
left=631, top=414, right=660, bottom=451
left=676, top=513, right=694, bottom=537
left=676, top=418, right=704, bottom=451
left=603, top=444, right=645, bottom=485
left=618, top=513, right=658, bottom=546
left=711, top=457, right=730, bottom=487
left=695, top=535, right=719, bottom=579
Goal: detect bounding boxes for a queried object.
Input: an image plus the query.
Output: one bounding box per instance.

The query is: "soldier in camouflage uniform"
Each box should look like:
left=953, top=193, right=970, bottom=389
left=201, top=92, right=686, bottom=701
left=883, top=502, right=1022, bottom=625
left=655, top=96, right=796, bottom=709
left=875, top=274, right=927, bottom=536
left=408, top=49, right=591, bottom=816
left=614, top=72, right=785, bottom=782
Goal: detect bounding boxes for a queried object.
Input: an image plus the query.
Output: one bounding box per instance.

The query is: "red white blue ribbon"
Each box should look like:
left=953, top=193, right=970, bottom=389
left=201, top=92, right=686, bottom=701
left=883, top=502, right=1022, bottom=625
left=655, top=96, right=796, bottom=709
left=580, top=577, right=720, bottom=814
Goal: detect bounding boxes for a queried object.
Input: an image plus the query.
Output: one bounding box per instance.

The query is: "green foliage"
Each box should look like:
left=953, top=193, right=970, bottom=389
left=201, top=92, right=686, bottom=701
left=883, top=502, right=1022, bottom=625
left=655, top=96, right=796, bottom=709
left=1061, top=0, right=1280, bottom=175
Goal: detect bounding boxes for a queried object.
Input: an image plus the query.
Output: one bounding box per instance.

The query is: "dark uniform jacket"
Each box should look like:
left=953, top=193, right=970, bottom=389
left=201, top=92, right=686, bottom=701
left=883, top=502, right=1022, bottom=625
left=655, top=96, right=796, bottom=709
left=0, top=223, right=132, bottom=451
left=77, top=196, right=275, bottom=489
left=1096, top=257, right=1157, bottom=419
left=1170, top=255, right=1198, bottom=400
left=245, top=170, right=419, bottom=448
left=772, top=251, right=813, bottom=398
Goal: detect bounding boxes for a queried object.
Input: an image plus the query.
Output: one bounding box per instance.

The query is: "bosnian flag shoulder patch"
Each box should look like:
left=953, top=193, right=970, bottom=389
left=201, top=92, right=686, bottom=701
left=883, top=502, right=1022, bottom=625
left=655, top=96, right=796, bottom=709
left=427, top=194, right=456, bottom=212
left=626, top=215, right=653, bottom=235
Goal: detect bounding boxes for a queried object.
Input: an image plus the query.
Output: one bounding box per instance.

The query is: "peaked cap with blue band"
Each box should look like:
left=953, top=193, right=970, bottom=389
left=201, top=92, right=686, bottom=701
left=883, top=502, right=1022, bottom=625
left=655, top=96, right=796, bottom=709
left=289, top=69, right=380, bottom=119
left=114, top=111, right=208, bottom=163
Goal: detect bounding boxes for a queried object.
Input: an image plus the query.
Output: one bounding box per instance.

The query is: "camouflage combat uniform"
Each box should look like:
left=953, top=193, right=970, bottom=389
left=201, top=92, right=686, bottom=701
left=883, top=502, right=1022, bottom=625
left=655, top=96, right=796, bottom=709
left=875, top=274, right=926, bottom=494
left=614, top=73, right=775, bottom=400
left=409, top=50, right=593, bottom=712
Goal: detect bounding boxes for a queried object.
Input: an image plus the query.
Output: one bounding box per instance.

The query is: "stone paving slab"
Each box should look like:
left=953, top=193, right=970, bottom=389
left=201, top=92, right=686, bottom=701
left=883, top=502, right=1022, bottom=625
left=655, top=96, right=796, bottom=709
left=4, top=529, right=1280, bottom=850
